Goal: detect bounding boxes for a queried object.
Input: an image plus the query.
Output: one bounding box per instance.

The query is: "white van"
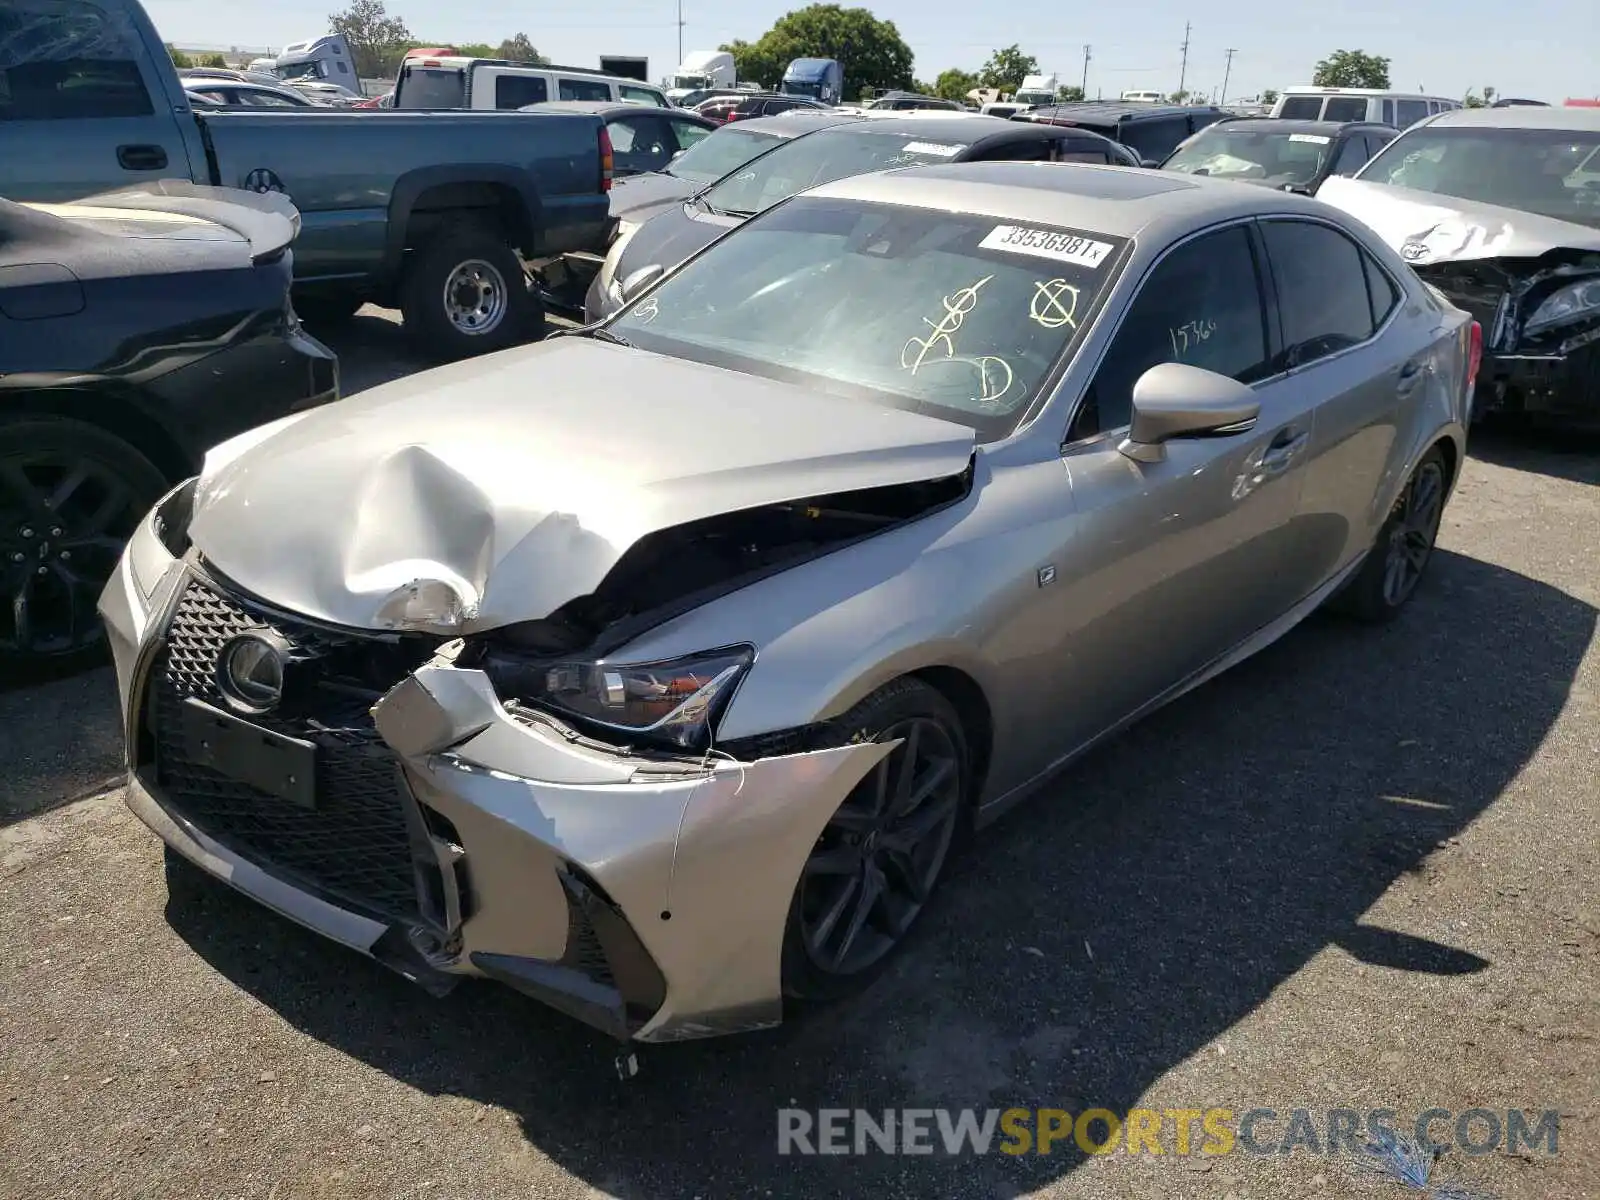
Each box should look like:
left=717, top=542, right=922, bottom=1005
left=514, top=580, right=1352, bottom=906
left=1270, top=86, right=1462, bottom=128
left=394, top=57, right=672, bottom=111
left=1120, top=90, right=1165, bottom=103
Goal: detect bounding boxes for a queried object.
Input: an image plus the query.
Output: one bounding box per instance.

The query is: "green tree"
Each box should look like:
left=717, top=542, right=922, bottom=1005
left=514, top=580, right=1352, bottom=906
left=1463, top=85, right=1497, bottom=108
left=979, top=44, right=1038, bottom=92
left=934, top=67, right=979, bottom=102
left=167, top=45, right=194, bottom=69
left=722, top=5, right=914, bottom=101
left=1055, top=85, right=1085, bottom=102
left=329, top=0, right=413, bottom=78
left=199, top=53, right=229, bottom=69
left=1311, top=49, right=1391, bottom=89
left=1261, top=88, right=1279, bottom=104
left=496, top=33, right=542, bottom=63
left=454, top=43, right=494, bottom=59
left=1168, top=89, right=1191, bottom=103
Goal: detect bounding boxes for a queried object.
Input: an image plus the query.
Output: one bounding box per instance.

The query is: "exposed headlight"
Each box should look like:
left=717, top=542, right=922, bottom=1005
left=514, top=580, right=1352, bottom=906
left=1524, top=278, right=1600, bottom=335
left=487, top=644, right=754, bottom=751
left=128, top=477, right=196, bottom=600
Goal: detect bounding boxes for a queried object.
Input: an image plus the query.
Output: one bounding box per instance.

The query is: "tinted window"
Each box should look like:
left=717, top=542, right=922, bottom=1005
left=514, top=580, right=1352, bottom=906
left=1058, top=139, right=1111, bottom=164
left=1323, top=97, right=1368, bottom=122
left=558, top=78, right=611, bottom=102
left=1331, top=136, right=1370, bottom=176
left=1364, top=253, right=1401, bottom=325
left=1278, top=96, right=1323, bottom=119
left=1084, top=225, right=1268, bottom=435
left=495, top=75, right=547, bottom=107
left=1394, top=99, right=1428, bottom=127
left=1261, top=220, right=1377, bottom=366
left=1381, top=99, right=1395, bottom=126
left=0, top=0, right=153, bottom=120
left=1121, top=117, right=1186, bottom=163
left=980, top=138, right=1053, bottom=162
left=668, top=117, right=711, bottom=151
left=244, top=90, right=302, bottom=107
left=396, top=66, right=465, bottom=109
left=762, top=98, right=801, bottom=114
left=609, top=116, right=671, bottom=174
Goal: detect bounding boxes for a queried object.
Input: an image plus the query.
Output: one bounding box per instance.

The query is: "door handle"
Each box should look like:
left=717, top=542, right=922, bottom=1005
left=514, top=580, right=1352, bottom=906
left=1259, top=428, right=1308, bottom=476
left=117, top=144, right=168, bottom=171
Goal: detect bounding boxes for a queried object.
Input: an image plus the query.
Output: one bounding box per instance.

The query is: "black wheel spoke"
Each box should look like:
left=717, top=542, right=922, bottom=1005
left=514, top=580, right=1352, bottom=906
left=803, top=845, right=860, bottom=876
left=809, top=870, right=860, bottom=950
left=880, top=849, right=930, bottom=906
left=890, top=722, right=922, bottom=809
left=10, top=572, right=34, bottom=652
left=45, top=463, right=90, bottom=515
left=882, top=789, right=960, bottom=855
left=830, top=862, right=884, bottom=969
left=77, top=483, right=130, bottom=537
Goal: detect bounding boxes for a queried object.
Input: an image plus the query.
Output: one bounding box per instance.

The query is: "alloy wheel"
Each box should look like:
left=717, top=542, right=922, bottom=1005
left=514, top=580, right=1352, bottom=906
left=1381, top=459, right=1445, bottom=608
left=1, top=454, right=140, bottom=658
left=797, top=717, right=963, bottom=977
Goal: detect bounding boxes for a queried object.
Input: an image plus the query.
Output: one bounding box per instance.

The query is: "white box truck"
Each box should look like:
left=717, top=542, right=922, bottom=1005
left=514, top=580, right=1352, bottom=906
left=1014, top=73, right=1059, bottom=107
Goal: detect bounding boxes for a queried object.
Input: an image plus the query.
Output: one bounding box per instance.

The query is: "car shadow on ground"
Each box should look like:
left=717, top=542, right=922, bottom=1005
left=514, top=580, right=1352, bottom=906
left=160, top=547, right=1593, bottom=1196
left=1467, top=420, right=1600, bottom=487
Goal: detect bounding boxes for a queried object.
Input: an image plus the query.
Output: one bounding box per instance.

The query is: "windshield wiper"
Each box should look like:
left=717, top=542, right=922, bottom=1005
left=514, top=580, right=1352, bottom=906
left=584, top=326, right=633, bottom=347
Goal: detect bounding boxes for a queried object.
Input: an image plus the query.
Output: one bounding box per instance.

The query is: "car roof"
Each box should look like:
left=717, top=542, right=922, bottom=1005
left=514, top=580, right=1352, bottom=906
left=1024, top=101, right=1227, bottom=123
left=730, top=112, right=862, bottom=136
left=1203, top=118, right=1397, bottom=135
left=798, top=113, right=1044, bottom=143
left=806, top=161, right=1336, bottom=240
left=1425, top=106, right=1600, bottom=131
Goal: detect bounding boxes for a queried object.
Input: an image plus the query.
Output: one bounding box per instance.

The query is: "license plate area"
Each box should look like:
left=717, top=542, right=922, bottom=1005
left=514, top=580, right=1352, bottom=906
left=181, top=697, right=318, bottom=810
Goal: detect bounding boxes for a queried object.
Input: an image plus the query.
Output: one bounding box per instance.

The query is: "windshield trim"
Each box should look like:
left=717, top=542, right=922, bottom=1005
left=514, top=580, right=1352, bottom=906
left=603, top=195, right=1135, bottom=445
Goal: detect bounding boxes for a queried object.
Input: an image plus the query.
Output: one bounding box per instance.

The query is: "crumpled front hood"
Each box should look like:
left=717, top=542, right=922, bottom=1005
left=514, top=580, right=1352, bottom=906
left=1318, top=177, right=1600, bottom=265
left=189, top=336, right=976, bottom=633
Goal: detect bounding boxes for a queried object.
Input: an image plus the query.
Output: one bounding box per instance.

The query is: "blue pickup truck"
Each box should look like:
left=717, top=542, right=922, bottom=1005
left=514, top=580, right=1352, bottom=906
left=0, top=0, right=614, bottom=358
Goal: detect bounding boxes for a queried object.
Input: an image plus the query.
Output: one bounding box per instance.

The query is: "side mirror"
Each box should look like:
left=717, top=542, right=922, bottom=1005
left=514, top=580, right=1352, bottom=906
left=618, top=263, right=665, bottom=304
left=1118, top=363, right=1260, bottom=463
left=1140, top=158, right=1161, bottom=169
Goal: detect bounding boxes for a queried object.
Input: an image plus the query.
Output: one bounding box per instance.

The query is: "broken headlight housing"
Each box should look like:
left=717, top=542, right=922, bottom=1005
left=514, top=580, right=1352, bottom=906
left=489, top=644, right=755, bottom=751
left=1524, top=278, right=1600, bottom=336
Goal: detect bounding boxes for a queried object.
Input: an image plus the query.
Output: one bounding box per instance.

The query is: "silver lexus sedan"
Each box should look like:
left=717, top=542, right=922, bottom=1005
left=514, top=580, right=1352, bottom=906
left=100, top=163, right=1480, bottom=1048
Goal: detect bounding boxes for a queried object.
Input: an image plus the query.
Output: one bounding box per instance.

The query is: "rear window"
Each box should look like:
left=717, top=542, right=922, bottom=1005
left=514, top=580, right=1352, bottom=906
left=1277, top=96, right=1323, bottom=120
left=1323, top=97, right=1368, bottom=121
left=559, top=77, right=612, bottom=102
left=396, top=65, right=465, bottom=109
left=495, top=75, right=547, bottom=108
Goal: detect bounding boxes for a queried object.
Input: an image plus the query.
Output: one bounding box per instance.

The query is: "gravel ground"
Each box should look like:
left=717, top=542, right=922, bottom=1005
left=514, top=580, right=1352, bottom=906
left=1, top=310, right=1596, bottom=1199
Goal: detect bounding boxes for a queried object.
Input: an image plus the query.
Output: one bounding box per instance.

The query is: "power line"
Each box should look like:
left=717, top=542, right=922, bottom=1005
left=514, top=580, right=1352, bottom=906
left=1220, top=47, right=1236, bottom=104
left=1081, top=44, right=1091, bottom=95
left=1176, top=21, right=1191, bottom=98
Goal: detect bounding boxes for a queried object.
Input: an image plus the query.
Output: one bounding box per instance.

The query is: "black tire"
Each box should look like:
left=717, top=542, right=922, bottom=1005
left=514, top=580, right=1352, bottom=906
left=399, top=223, right=546, bottom=361
left=1330, top=446, right=1449, bottom=623
left=0, top=414, right=170, bottom=676
left=781, top=677, right=972, bottom=1004
left=291, top=290, right=366, bottom=327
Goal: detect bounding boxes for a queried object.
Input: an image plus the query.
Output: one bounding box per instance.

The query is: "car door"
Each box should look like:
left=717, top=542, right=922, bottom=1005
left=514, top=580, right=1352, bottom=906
left=0, top=0, right=198, bottom=202
left=1255, top=217, right=1413, bottom=593
left=1030, top=223, right=1313, bottom=761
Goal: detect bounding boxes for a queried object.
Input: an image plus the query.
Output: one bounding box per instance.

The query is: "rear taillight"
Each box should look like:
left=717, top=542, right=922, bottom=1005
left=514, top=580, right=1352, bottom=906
left=599, top=125, right=614, bottom=192
left=1466, top=320, right=1483, bottom=391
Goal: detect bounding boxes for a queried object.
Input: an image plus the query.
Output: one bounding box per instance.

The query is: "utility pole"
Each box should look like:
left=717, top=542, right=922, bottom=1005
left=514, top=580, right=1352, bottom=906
left=1080, top=44, right=1091, bottom=96
left=1176, top=21, right=1191, bottom=99
left=676, top=0, right=684, bottom=64
left=1220, top=47, right=1236, bottom=105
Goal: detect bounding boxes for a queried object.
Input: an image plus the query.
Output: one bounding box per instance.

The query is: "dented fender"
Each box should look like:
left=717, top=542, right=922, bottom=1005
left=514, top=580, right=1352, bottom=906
left=370, top=660, right=895, bottom=1040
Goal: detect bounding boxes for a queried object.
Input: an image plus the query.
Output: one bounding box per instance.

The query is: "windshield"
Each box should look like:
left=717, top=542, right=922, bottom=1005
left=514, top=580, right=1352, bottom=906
left=701, top=128, right=972, bottom=218
left=674, top=74, right=708, bottom=90
left=1357, top=127, right=1600, bottom=228
left=1163, top=125, right=1332, bottom=187
left=782, top=80, right=823, bottom=99
left=668, top=126, right=785, bottom=185
left=608, top=198, right=1128, bottom=440
left=276, top=61, right=324, bottom=82
left=396, top=66, right=466, bottom=109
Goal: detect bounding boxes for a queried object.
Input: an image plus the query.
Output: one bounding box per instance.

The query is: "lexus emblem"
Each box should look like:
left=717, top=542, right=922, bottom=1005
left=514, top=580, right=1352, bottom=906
left=216, top=630, right=289, bottom=714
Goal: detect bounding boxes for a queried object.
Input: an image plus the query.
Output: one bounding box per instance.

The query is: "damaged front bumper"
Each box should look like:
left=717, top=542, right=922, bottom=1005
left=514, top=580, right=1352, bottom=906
left=98, top=536, right=891, bottom=1044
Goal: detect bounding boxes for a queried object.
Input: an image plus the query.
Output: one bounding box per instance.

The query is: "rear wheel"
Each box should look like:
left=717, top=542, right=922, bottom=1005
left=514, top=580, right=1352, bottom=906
left=781, top=678, right=970, bottom=1003
left=1331, top=446, right=1448, bottom=623
left=399, top=225, right=545, bottom=361
left=0, top=415, right=169, bottom=674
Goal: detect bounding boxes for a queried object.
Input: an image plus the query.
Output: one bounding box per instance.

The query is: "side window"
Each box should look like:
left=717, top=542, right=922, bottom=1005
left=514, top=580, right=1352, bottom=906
left=495, top=75, right=547, bottom=108
left=1381, top=99, right=1395, bottom=126
left=763, top=99, right=799, bottom=114
left=558, top=78, right=612, bottom=102
left=1394, top=99, right=1428, bottom=128
left=249, top=93, right=301, bottom=108
left=611, top=116, right=671, bottom=174
left=1323, top=97, right=1369, bottom=122
left=1260, top=220, right=1378, bottom=367
left=1331, top=137, right=1370, bottom=176
left=1056, top=138, right=1111, bottom=164
left=1363, top=254, right=1402, bottom=326
left=1081, top=225, right=1270, bottom=437
left=1277, top=96, right=1323, bottom=119
left=0, top=0, right=155, bottom=120
left=190, top=88, right=229, bottom=104
left=1120, top=118, right=1183, bottom=164
left=981, top=139, right=1053, bottom=162
left=619, top=85, right=661, bottom=106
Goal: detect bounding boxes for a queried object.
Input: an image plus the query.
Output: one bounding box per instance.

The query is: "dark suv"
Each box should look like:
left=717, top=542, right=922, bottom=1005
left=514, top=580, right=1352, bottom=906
left=1015, top=101, right=1233, bottom=165
left=697, top=92, right=829, bottom=124
left=1159, top=118, right=1399, bottom=194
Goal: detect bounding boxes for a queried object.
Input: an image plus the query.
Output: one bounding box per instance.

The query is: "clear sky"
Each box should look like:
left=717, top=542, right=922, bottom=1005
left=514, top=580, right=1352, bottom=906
left=145, top=0, right=1595, bottom=104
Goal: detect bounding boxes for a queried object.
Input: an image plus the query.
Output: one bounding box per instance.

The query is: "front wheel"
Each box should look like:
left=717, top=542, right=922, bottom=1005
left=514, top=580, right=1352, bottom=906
left=399, top=226, right=545, bottom=362
left=781, top=678, right=970, bottom=1003
left=1330, top=446, right=1448, bottom=623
